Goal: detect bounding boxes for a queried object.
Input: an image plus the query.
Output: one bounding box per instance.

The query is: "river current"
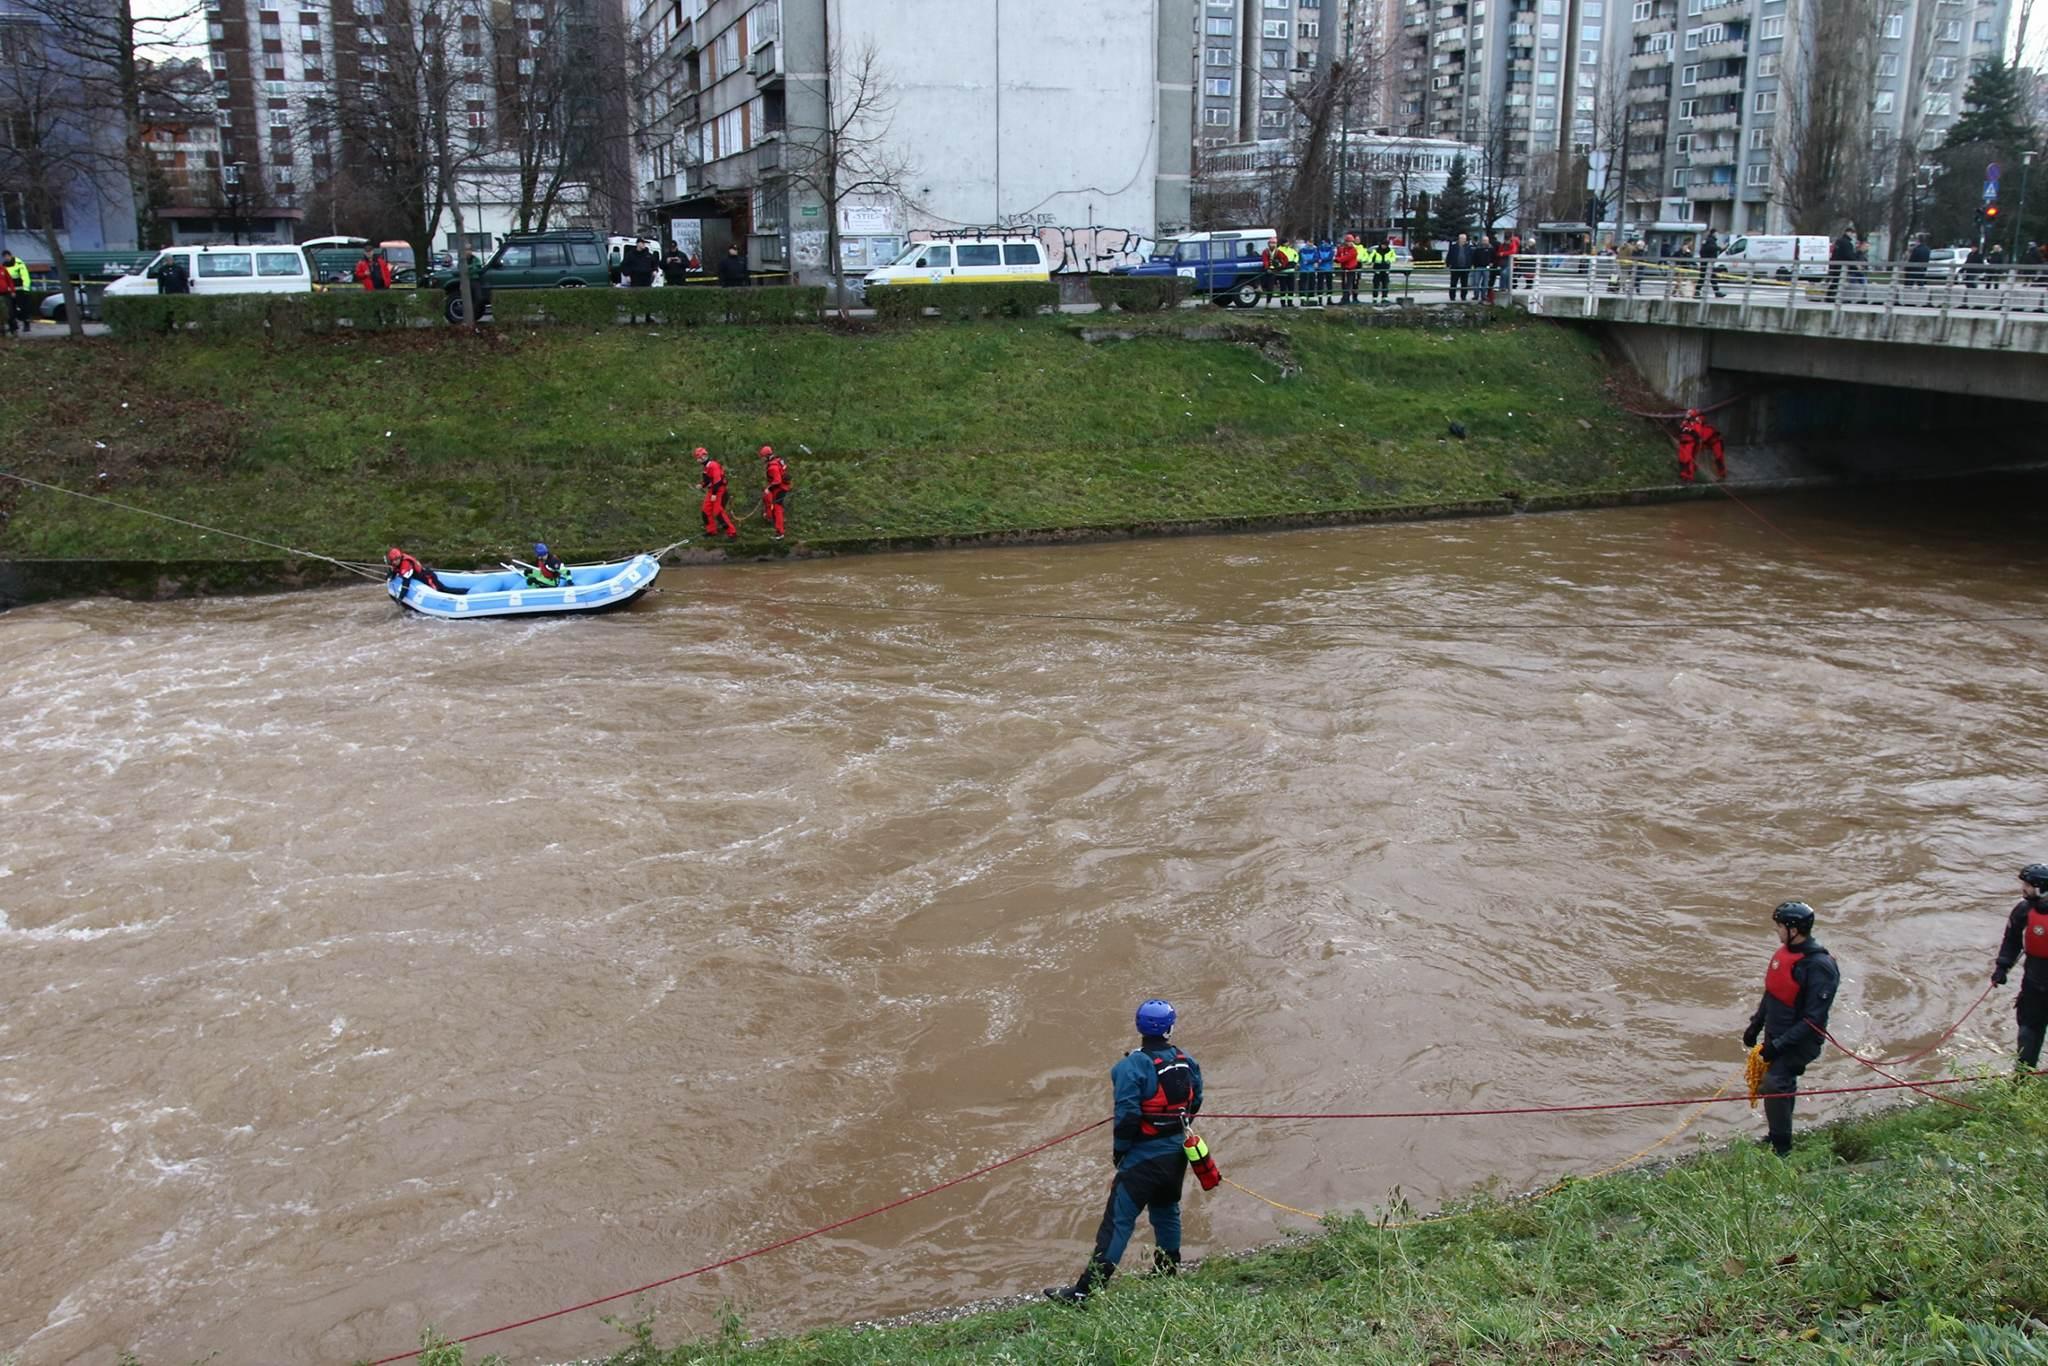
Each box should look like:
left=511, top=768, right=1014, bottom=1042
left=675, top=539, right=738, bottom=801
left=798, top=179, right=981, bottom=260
left=4, top=482, right=2045, bottom=1363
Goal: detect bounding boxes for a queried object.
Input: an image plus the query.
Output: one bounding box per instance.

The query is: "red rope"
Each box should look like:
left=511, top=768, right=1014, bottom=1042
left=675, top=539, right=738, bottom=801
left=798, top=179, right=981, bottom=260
left=364, top=1054, right=2016, bottom=1362
left=1853, top=982, right=1996, bottom=1068
left=1622, top=392, right=1751, bottom=421
left=362, top=1117, right=1110, bottom=1365
left=1819, top=1028, right=1981, bottom=1112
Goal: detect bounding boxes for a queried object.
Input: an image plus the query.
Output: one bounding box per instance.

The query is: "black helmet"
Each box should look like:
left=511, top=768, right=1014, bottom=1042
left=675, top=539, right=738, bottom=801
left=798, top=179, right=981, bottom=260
left=1772, top=901, right=1816, bottom=932
left=2022, top=864, right=2048, bottom=891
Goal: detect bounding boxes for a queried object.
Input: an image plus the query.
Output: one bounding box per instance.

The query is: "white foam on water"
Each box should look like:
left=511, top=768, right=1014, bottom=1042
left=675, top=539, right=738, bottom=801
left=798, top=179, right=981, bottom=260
left=0, top=909, right=166, bottom=943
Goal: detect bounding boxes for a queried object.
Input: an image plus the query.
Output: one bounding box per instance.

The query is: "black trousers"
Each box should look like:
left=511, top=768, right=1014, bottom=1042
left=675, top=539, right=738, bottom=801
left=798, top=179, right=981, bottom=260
left=2015, top=988, right=2048, bottom=1068
left=1372, top=269, right=1391, bottom=301
left=1761, top=1036, right=1824, bottom=1155
left=1448, top=268, right=1469, bottom=300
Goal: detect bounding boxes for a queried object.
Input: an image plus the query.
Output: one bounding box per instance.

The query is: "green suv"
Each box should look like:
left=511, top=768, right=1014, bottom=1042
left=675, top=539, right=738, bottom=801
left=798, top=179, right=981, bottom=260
left=439, top=228, right=610, bottom=322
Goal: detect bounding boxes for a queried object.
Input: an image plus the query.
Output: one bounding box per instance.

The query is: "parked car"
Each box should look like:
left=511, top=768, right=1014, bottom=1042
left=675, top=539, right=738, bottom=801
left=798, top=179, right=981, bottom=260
left=860, top=233, right=1052, bottom=294
left=1112, top=229, right=1276, bottom=307
left=1716, top=234, right=1832, bottom=280
left=34, top=250, right=153, bottom=322
left=100, top=243, right=315, bottom=305
left=439, top=228, right=610, bottom=322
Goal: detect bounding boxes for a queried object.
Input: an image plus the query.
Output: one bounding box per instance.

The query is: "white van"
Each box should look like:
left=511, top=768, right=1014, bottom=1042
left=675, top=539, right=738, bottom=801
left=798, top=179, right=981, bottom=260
left=862, top=233, right=1052, bottom=289
left=1717, top=234, right=1832, bottom=279
left=105, top=244, right=316, bottom=299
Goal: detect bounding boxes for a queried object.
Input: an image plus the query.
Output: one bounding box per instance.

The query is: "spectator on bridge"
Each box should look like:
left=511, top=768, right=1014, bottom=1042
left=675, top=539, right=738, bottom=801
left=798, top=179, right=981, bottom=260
left=1827, top=229, right=1857, bottom=301
left=1475, top=234, right=1497, bottom=304
left=1615, top=238, right=1644, bottom=295
left=1700, top=229, right=1726, bottom=298
left=1904, top=234, right=1931, bottom=300
left=1495, top=231, right=1518, bottom=295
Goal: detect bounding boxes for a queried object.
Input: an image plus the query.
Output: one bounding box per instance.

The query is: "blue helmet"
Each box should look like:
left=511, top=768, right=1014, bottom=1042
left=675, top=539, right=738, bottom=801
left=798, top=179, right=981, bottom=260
left=1135, top=999, right=1176, bottom=1037
left=534, top=542, right=549, bottom=557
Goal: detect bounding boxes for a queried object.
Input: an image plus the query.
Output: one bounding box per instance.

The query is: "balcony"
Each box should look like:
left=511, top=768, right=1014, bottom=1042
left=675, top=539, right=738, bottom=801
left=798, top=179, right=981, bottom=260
left=1689, top=183, right=1734, bottom=200
left=1434, top=4, right=1463, bottom=18
left=1692, top=110, right=1739, bottom=129
left=1628, top=113, right=1666, bottom=133
left=1628, top=82, right=1671, bottom=102
left=753, top=138, right=781, bottom=174
left=678, top=92, right=699, bottom=124
left=1634, top=9, right=1676, bottom=28
left=749, top=40, right=780, bottom=83
left=1697, top=36, right=1746, bottom=60
left=1506, top=22, right=1534, bottom=38
left=1688, top=144, right=1736, bottom=165
left=1630, top=48, right=1672, bottom=69
left=1693, top=73, right=1742, bottom=95
left=1434, top=26, right=1467, bottom=45
left=1699, top=0, right=1746, bottom=16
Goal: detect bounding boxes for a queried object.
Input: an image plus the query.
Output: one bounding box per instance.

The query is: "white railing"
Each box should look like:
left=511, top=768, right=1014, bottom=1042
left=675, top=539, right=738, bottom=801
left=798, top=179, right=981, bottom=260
left=1511, top=254, right=2048, bottom=334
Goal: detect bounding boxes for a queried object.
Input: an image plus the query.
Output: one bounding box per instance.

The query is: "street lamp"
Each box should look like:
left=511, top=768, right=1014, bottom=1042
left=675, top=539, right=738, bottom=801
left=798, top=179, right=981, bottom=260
left=2015, top=150, right=2036, bottom=262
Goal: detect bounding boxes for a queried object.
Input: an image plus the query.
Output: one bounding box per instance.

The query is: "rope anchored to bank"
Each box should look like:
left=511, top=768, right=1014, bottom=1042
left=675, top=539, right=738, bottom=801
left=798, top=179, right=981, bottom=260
left=364, top=1054, right=2020, bottom=1363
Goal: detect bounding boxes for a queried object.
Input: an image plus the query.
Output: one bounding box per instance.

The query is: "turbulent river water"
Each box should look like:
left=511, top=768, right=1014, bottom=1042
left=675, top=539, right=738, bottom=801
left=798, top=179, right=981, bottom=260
left=6, top=481, right=2048, bottom=1365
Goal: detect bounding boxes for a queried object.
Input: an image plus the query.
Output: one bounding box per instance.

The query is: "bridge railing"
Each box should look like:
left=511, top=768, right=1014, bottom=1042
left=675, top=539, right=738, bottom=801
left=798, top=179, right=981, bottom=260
left=1513, top=254, right=2048, bottom=329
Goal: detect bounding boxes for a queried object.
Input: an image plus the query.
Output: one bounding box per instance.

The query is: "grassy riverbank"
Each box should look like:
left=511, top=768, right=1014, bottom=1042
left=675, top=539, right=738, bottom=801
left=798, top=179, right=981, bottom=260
left=409, top=1080, right=2047, bottom=1366
left=0, top=313, right=1671, bottom=566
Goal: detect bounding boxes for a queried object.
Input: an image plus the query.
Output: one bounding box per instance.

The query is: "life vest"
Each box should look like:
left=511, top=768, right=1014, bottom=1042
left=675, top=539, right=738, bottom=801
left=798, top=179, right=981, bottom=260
left=1764, top=947, right=1803, bottom=1008
left=1136, top=1046, right=1194, bottom=1137
left=391, top=552, right=423, bottom=580
left=765, top=456, right=790, bottom=493
left=702, top=460, right=727, bottom=495
left=2025, top=904, right=2048, bottom=959
left=530, top=558, right=563, bottom=586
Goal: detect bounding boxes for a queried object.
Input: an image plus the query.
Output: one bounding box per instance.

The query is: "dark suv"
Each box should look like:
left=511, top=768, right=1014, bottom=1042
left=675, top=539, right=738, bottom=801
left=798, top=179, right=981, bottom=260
left=439, top=228, right=610, bottom=322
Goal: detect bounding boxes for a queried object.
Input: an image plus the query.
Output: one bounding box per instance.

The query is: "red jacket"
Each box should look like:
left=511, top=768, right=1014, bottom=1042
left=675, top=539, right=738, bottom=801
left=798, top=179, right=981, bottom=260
left=354, top=257, right=393, bottom=289
left=700, top=459, right=727, bottom=496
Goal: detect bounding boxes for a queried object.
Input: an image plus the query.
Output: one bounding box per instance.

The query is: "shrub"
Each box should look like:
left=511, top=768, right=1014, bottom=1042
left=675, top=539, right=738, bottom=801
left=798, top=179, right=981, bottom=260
left=865, top=281, right=1057, bottom=321
left=1087, top=275, right=1187, bottom=312
left=104, top=293, right=310, bottom=338
left=306, top=289, right=441, bottom=331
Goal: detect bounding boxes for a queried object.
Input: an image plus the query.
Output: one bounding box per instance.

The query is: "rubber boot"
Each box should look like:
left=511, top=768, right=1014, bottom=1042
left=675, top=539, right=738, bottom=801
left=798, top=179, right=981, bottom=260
left=1151, top=1248, right=1180, bottom=1277
left=1045, top=1256, right=1114, bottom=1304
left=2017, top=1024, right=2043, bottom=1072
left=1762, top=1095, right=1795, bottom=1157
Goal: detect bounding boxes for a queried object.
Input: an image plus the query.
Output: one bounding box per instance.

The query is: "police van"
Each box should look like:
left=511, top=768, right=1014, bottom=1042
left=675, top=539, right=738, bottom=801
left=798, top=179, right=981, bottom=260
left=860, top=232, right=1052, bottom=290
left=1112, top=229, right=1277, bottom=307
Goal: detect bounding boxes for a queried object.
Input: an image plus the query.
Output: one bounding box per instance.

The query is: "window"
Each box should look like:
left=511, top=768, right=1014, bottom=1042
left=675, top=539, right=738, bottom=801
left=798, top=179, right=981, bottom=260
left=1002, top=243, right=1041, bottom=266
left=1205, top=15, right=1233, bottom=33
left=1930, top=56, right=1957, bottom=79
left=1681, top=62, right=1698, bottom=82
left=1540, top=20, right=1560, bottom=36
left=1974, top=19, right=1993, bottom=40
left=1753, top=88, right=1775, bottom=111
left=912, top=245, right=949, bottom=267
left=1678, top=97, right=1697, bottom=117
left=1632, top=0, right=1650, bottom=16
left=257, top=251, right=303, bottom=275
left=1748, top=126, right=1770, bottom=147
left=1542, top=46, right=1559, bottom=61
left=1260, top=76, right=1287, bottom=98
left=1676, top=131, right=1693, bottom=151
left=1755, top=53, right=1776, bottom=75
left=568, top=242, right=602, bottom=266
left=1684, top=26, right=1699, bottom=46
left=1672, top=167, right=1688, bottom=187
left=1923, top=92, right=1950, bottom=114
left=1875, top=51, right=1898, bottom=75
left=1206, top=47, right=1231, bottom=65
left=1583, top=24, right=1601, bottom=41
left=1539, top=69, right=1557, bottom=83
left=715, top=25, right=739, bottom=75
left=1203, top=107, right=1232, bottom=125
left=1873, top=90, right=1893, bottom=112
left=1758, top=14, right=1783, bottom=35
left=1298, top=19, right=1319, bottom=38
left=1745, top=161, right=1769, bottom=185
left=198, top=252, right=254, bottom=277
left=1881, top=13, right=1901, bottom=36
left=1262, top=19, right=1289, bottom=37
left=1205, top=76, right=1232, bottom=95
left=530, top=243, right=569, bottom=268
left=1261, top=47, right=1282, bottom=66
left=1258, top=106, right=1289, bottom=126
left=1541, top=0, right=1561, bottom=12
left=1936, top=18, right=1960, bottom=39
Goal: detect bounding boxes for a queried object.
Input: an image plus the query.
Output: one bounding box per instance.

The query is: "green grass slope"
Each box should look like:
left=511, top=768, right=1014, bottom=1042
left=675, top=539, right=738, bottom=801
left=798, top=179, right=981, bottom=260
left=0, top=315, right=1669, bottom=564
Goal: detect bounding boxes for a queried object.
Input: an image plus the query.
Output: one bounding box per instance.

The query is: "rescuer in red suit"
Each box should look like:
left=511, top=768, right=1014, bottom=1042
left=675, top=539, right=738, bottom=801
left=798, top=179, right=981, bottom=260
left=1742, top=901, right=1839, bottom=1157
left=759, top=444, right=792, bottom=540
left=1678, top=409, right=1726, bottom=481
left=696, top=446, right=737, bottom=540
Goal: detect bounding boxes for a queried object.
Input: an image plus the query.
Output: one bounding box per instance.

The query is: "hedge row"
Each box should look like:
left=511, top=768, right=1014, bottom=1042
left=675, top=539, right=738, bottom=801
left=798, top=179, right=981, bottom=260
left=494, top=285, right=825, bottom=327
left=865, top=282, right=1059, bottom=321
left=103, top=285, right=828, bottom=337
left=1086, top=276, right=1189, bottom=312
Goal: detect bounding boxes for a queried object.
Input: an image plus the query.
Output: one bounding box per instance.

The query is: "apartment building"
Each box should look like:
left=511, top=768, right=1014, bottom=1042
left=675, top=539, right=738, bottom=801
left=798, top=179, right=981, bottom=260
left=1386, top=0, right=1607, bottom=183
left=0, top=1, right=140, bottom=254
left=1618, top=0, right=2013, bottom=236
left=1201, top=129, right=1484, bottom=228
left=1195, top=1, right=1385, bottom=150
left=633, top=0, right=1195, bottom=281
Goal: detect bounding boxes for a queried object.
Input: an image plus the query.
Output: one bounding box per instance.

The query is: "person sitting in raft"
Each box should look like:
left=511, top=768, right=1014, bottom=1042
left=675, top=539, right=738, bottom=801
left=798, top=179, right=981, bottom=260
left=524, top=542, right=571, bottom=588
left=385, top=546, right=466, bottom=596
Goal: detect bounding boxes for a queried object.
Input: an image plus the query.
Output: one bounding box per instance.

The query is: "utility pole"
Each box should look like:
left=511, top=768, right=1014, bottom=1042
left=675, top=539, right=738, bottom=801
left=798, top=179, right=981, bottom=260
left=1335, top=10, right=1352, bottom=237
left=2015, top=150, right=2036, bottom=261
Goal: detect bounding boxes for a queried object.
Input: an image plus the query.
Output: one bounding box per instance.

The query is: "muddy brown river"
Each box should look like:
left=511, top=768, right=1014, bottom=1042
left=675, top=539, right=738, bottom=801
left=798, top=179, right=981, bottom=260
left=5, top=483, right=2046, bottom=1364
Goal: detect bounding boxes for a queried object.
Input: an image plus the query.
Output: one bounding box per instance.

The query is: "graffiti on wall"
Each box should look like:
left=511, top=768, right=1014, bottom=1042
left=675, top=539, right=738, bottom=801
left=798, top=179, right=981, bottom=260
left=792, top=230, right=828, bottom=270
left=905, top=224, right=1156, bottom=273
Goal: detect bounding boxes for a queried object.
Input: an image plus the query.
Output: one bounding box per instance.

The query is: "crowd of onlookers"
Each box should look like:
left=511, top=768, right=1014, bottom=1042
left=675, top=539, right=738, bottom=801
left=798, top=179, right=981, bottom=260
left=613, top=239, right=754, bottom=289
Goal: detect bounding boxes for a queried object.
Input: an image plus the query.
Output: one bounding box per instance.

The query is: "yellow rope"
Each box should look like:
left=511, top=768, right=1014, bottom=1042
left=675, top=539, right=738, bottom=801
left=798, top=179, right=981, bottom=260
left=1222, top=1072, right=1741, bottom=1231
left=1746, top=1044, right=1769, bottom=1110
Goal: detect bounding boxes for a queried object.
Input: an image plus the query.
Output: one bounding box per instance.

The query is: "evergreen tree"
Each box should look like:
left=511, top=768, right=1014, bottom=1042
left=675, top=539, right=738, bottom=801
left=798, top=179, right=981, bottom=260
left=1926, top=59, right=2045, bottom=248
left=1410, top=190, right=1436, bottom=251
left=1434, top=154, right=1478, bottom=239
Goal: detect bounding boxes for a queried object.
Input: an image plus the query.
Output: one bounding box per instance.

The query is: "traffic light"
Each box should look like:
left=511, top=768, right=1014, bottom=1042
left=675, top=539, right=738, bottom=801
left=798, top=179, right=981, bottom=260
left=1985, top=204, right=2001, bottom=221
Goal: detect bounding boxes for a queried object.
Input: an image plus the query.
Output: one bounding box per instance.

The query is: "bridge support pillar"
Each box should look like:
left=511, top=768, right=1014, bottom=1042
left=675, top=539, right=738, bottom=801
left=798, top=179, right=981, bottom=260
left=1605, top=322, right=1714, bottom=408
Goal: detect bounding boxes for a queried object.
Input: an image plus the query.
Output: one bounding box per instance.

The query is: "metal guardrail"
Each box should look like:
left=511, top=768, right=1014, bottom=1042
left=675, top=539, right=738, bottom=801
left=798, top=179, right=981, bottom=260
left=1511, top=254, right=2048, bottom=335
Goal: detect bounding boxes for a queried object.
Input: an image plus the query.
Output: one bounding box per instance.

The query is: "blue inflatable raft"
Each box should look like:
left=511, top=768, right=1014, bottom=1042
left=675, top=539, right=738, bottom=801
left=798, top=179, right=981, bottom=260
left=388, top=554, right=660, bottom=618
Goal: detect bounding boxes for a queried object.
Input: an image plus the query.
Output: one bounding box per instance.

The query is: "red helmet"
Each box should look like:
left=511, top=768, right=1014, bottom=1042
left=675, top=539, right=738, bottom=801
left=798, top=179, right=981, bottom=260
left=693, top=446, right=709, bottom=460
left=1686, top=408, right=1702, bottom=419
left=385, top=547, right=403, bottom=566
left=759, top=445, right=774, bottom=458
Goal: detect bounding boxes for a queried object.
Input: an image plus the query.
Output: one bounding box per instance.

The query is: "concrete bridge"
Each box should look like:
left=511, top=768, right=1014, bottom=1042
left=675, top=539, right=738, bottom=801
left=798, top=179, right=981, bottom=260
left=1514, top=257, right=2048, bottom=408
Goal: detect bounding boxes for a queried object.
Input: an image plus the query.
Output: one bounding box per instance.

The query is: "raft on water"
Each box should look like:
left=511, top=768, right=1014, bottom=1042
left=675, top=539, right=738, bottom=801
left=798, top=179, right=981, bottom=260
left=388, top=554, right=660, bottom=618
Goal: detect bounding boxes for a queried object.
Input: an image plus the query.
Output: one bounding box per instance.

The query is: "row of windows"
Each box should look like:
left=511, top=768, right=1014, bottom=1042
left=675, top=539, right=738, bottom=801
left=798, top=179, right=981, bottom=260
left=1204, top=16, right=1321, bottom=37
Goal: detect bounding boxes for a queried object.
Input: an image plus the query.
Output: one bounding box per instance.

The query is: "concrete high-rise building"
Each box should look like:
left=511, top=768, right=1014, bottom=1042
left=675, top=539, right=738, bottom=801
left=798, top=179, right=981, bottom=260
left=634, top=0, right=1195, bottom=282
left=1614, top=0, right=2014, bottom=237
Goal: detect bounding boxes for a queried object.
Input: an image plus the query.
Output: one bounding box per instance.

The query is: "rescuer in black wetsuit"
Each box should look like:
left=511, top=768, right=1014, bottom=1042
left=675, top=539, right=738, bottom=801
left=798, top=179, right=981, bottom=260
left=1991, top=863, right=2048, bottom=1070
left=1742, top=900, right=1839, bottom=1157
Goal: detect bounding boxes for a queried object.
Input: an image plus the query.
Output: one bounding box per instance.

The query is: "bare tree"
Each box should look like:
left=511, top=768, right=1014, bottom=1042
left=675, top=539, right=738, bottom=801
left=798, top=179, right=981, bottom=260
left=778, top=38, right=912, bottom=311
left=1, top=0, right=202, bottom=246
left=0, top=17, right=125, bottom=335
left=1470, top=111, right=1518, bottom=235
left=1774, top=0, right=1883, bottom=233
